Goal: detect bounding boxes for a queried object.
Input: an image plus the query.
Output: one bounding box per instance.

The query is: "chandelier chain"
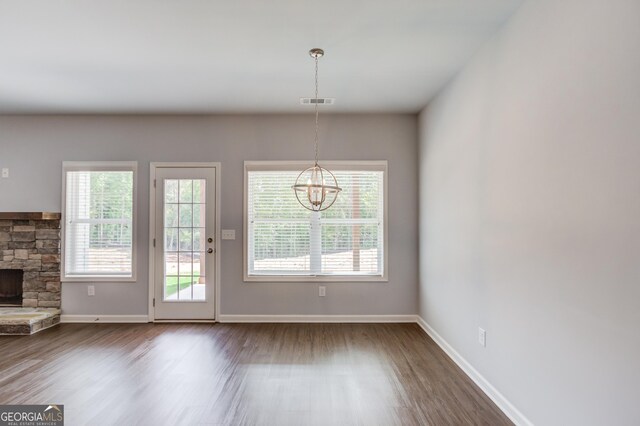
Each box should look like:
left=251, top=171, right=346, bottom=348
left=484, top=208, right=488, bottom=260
left=291, top=48, right=341, bottom=212
left=314, top=55, right=319, bottom=165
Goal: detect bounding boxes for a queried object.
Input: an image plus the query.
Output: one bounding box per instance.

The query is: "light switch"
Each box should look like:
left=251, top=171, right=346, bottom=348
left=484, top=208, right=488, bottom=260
left=221, top=229, right=236, bottom=240
left=1, top=168, right=8, bottom=178
left=478, top=327, right=486, bottom=347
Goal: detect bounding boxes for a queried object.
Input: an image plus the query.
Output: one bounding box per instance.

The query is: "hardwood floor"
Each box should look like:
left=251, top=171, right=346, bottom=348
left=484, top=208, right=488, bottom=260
left=0, top=323, right=511, bottom=426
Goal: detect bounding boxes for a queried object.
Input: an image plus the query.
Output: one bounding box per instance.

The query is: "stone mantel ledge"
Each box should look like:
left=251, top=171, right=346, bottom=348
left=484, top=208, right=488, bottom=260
left=0, top=212, right=61, bottom=221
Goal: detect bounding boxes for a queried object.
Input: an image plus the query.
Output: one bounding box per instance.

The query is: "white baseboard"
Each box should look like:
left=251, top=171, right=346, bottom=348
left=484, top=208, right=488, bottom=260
left=415, top=316, right=532, bottom=426
left=60, top=315, right=150, bottom=323
left=218, top=314, right=418, bottom=323
left=60, top=314, right=416, bottom=324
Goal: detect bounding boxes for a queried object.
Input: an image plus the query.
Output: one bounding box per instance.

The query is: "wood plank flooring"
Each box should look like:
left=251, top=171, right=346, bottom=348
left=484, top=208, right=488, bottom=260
left=0, top=323, right=511, bottom=426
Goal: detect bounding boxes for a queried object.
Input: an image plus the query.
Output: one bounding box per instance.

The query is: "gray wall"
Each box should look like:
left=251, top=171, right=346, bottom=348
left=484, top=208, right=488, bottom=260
left=0, top=114, right=418, bottom=316
left=419, top=0, right=640, bottom=424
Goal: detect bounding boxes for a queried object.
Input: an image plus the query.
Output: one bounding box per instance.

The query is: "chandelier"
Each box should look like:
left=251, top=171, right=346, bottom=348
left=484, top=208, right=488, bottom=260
left=292, top=48, right=341, bottom=211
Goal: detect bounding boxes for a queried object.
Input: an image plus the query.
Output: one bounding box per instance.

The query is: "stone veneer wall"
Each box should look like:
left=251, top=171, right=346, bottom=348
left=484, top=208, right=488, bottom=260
left=0, top=219, right=61, bottom=308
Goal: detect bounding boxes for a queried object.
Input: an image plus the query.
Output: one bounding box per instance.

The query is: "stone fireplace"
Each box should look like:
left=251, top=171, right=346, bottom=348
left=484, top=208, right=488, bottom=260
left=0, top=212, right=61, bottom=308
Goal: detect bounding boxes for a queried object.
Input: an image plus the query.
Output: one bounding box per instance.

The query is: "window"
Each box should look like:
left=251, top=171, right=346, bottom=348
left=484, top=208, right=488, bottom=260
left=62, top=162, right=137, bottom=281
left=245, top=161, right=387, bottom=281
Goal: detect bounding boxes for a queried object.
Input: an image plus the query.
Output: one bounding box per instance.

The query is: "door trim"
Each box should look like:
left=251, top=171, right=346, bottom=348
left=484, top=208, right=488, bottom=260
left=148, top=162, right=221, bottom=322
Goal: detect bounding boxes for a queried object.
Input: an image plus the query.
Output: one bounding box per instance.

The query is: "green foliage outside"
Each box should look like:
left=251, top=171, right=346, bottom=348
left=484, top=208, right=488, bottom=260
left=89, top=171, right=133, bottom=248
left=165, top=276, right=199, bottom=298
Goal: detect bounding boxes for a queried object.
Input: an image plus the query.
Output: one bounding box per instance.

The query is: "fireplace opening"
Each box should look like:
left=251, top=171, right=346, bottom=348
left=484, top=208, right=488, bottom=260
left=0, top=270, right=23, bottom=306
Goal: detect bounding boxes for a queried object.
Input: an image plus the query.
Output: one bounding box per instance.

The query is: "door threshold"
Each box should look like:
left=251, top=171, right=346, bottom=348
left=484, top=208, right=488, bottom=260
left=153, top=319, right=217, bottom=323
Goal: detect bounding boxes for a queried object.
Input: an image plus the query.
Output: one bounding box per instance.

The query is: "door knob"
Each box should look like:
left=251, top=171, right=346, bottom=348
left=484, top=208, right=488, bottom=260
left=207, top=248, right=213, bottom=254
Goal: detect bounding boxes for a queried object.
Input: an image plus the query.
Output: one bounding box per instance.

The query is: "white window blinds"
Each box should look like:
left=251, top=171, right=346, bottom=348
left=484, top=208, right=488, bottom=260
left=246, top=163, right=385, bottom=279
left=63, top=164, right=136, bottom=279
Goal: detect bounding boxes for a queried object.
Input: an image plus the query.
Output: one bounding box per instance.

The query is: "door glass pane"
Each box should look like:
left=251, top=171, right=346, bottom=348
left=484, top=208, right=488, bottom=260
left=179, top=204, right=192, bottom=227
left=164, top=204, right=178, bottom=227
left=165, top=180, right=178, bottom=203
left=179, top=180, right=193, bottom=203
left=179, top=229, right=192, bottom=251
left=193, top=229, right=205, bottom=252
left=165, top=252, right=179, bottom=275
left=193, top=180, right=204, bottom=202
left=163, top=179, right=206, bottom=301
left=165, top=229, right=178, bottom=251
left=193, top=204, right=204, bottom=227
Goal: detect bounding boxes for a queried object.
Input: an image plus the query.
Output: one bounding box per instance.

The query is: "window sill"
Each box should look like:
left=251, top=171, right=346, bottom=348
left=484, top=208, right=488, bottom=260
left=62, top=276, right=137, bottom=283
left=243, top=275, right=388, bottom=283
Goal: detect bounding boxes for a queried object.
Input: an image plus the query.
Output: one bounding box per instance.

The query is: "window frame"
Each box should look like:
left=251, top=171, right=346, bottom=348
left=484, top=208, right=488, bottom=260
left=243, top=160, right=388, bottom=282
left=61, top=161, right=138, bottom=282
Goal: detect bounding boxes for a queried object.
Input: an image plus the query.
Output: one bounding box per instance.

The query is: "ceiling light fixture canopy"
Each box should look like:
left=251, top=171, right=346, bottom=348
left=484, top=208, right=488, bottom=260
left=292, top=48, right=341, bottom=212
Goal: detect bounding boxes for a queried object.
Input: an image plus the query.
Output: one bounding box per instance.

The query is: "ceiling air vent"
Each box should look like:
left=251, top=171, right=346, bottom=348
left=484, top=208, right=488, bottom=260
left=300, top=98, right=335, bottom=105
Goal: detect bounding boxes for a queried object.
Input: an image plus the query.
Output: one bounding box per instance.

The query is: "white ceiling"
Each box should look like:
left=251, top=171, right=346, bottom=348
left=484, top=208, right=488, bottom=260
left=0, top=0, right=522, bottom=114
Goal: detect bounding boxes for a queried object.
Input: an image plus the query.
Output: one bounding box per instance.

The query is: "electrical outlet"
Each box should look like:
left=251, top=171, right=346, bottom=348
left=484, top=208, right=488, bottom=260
left=88, top=285, right=95, bottom=296
left=478, top=327, right=486, bottom=347
left=319, top=286, right=326, bottom=297
left=1, top=168, right=8, bottom=178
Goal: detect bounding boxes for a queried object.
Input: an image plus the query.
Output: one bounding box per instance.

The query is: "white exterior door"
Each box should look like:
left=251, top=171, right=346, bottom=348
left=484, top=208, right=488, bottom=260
left=153, top=166, right=216, bottom=320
